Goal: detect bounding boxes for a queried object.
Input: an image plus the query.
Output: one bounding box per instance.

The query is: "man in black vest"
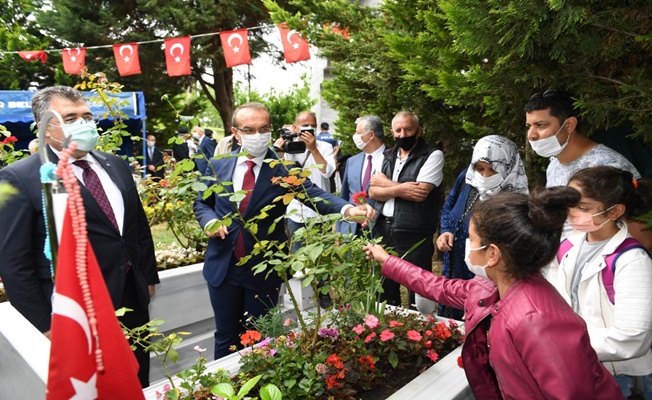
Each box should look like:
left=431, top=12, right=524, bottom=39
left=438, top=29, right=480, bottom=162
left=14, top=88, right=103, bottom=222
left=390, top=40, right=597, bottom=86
left=369, top=111, right=444, bottom=308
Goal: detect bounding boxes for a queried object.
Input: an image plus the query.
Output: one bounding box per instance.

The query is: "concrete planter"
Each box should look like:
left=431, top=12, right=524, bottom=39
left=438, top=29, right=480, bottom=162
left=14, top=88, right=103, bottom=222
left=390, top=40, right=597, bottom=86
left=143, top=338, right=472, bottom=400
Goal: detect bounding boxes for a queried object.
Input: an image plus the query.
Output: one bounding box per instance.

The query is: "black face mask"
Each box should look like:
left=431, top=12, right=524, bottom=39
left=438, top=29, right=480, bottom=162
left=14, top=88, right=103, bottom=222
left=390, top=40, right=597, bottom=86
left=395, top=135, right=417, bottom=151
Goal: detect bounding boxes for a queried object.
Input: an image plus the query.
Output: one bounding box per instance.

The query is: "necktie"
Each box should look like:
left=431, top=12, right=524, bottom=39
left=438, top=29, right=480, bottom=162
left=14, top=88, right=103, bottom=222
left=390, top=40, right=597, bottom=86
left=362, top=154, right=373, bottom=190
left=74, top=160, right=119, bottom=232
left=234, top=160, right=256, bottom=259
left=148, top=147, right=154, bottom=159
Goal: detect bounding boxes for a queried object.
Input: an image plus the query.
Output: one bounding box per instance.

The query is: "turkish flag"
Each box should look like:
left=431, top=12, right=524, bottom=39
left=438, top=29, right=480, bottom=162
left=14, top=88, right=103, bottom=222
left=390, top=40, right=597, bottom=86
left=18, top=50, right=48, bottom=64
left=61, top=47, right=86, bottom=75
left=278, top=24, right=310, bottom=64
left=113, top=43, right=141, bottom=76
left=164, top=36, right=191, bottom=76
left=46, top=207, right=144, bottom=399
left=219, top=29, right=251, bottom=68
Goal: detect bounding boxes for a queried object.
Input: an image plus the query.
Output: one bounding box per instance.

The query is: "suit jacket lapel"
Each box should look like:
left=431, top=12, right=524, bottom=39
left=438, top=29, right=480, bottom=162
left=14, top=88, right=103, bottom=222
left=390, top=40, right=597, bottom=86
left=243, top=150, right=278, bottom=219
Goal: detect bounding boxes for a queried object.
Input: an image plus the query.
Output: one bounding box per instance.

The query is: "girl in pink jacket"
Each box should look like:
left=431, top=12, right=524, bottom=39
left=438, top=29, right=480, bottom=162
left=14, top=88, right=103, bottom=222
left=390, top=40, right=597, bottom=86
left=365, top=187, right=622, bottom=399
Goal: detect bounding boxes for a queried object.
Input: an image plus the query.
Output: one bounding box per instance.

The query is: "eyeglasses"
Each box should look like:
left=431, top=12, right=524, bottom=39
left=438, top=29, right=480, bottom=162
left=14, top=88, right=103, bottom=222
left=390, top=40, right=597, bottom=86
left=529, top=90, right=560, bottom=101
left=235, top=126, right=272, bottom=135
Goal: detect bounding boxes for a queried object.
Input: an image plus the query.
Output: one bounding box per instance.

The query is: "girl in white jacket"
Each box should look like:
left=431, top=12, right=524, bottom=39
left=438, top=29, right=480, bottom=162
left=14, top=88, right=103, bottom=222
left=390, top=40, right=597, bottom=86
left=546, top=166, right=652, bottom=398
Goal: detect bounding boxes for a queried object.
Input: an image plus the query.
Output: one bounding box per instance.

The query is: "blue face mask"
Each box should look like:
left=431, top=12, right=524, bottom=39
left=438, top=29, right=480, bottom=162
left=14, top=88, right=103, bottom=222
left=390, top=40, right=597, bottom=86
left=63, top=119, right=100, bottom=152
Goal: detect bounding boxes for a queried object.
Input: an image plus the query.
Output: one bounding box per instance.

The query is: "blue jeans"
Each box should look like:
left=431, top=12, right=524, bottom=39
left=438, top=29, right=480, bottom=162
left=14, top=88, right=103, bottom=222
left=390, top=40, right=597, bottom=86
left=615, top=373, right=652, bottom=399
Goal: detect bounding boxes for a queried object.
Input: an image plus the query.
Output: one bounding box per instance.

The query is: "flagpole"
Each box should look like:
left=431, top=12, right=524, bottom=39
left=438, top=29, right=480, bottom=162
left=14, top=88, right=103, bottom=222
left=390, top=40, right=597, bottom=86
left=38, top=110, right=68, bottom=278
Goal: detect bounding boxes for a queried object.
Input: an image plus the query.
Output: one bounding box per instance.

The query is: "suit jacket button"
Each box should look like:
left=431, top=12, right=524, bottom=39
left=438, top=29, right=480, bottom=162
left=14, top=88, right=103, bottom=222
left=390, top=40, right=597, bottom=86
left=478, top=300, right=485, bottom=307
left=119, top=265, right=126, bottom=272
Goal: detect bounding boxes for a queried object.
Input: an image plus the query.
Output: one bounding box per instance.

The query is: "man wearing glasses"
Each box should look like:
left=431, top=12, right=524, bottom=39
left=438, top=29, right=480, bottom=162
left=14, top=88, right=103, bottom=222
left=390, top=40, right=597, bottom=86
left=525, top=90, right=640, bottom=187
left=193, top=102, right=375, bottom=360
left=0, top=86, right=159, bottom=387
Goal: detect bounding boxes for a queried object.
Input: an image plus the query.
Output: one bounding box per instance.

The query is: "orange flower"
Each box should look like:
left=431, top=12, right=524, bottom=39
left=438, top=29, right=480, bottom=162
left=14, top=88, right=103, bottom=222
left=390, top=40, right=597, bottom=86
left=240, top=330, right=262, bottom=346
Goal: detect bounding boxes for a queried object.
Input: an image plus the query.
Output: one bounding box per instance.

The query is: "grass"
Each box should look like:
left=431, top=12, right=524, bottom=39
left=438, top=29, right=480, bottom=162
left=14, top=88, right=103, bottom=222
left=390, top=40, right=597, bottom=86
left=150, top=222, right=183, bottom=247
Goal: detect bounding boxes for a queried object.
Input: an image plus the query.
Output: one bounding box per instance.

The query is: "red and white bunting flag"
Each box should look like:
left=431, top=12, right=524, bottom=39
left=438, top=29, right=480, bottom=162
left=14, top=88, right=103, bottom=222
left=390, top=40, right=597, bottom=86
left=277, top=24, right=310, bottom=64
left=219, top=29, right=252, bottom=68
left=61, top=47, right=86, bottom=75
left=18, top=50, right=48, bottom=64
left=164, top=36, right=191, bottom=76
left=112, top=43, right=141, bottom=76
left=46, top=208, right=144, bottom=400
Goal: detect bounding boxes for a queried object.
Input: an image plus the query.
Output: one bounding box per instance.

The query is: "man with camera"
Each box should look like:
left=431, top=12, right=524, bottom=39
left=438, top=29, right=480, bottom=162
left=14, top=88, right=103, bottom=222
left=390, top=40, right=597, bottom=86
left=274, top=112, right=336, bottom=251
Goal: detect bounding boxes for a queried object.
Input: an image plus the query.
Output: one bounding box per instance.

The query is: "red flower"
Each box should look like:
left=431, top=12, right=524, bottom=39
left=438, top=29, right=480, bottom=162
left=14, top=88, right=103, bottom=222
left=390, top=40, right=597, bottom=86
left=240, top=330, right=262, bottom=346
left=389, top=320, right=404, bottom=327
left=325, top=374, right=342, bottom=390
left=326, top=354, right=344, bottom=369
left=2, top=136, right=17, bottom=145
left=352, top=190, right=367, bottom=205
left=426, top=350, right=439, bottom=363
left=160, top=179, right=167, bottom=188
left=359, top=355, right=376, bottom=371
left=457, top=356, right=464, bottom=368
left=364, top=332, right=377, bottom=343
left=352, top=324, right=365, bottom=335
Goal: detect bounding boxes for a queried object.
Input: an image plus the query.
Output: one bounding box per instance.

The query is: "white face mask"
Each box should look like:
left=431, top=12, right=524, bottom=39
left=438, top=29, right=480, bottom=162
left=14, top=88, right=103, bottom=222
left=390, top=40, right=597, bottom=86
left=192, top=132, right=201, bottom=140
left=474, top=171, right=503, bottom=191
left=146, top=140, right=155, bottom=148
left=528, top=119, right=570, bottom=158
left=353, top=132, right=373, bottom=150
left=240, top=132, right=271, bottom=158
left=464, top=238, right=489, bottom=279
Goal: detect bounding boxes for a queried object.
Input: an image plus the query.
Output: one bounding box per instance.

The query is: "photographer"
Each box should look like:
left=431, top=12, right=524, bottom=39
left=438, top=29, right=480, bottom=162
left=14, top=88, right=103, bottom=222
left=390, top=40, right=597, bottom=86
left=274, top=112, right=336, bottom=307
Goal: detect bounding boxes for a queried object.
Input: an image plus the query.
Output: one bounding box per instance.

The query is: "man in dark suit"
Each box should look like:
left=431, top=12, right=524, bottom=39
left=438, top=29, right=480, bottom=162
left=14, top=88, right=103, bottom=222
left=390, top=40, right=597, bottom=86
left=193, top=102, right=375, bottom=360
left=337, top=115, right=386, bottom=236
left=0, top=86, right=159, bottom=387
left=145, top=134, right=165, bottom=180
left=192, top=126, right=217, bottom=175
left=172, top=127, right=191, bottom=163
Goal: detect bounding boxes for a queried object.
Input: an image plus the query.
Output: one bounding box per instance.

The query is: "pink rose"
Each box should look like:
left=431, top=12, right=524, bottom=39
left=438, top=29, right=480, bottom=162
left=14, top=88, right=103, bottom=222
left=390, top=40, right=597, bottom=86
left=364, top=314, right=379, bottom=329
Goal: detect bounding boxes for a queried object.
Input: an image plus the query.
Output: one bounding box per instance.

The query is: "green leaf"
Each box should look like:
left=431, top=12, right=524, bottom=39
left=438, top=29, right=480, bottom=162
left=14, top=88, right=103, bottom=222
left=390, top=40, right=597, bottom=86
left=191, top=181, right=207, bottom=192
left=284, top=378, right=297, bottom=389
left=260, top=384, right=283, bottom=400
left=236, top=375, right=262, bottom=398
left=211, top=383, right=236, bottom=398
left=168, top=347, right=179, bottom=364
left=388, top=350, right=398, bottom=368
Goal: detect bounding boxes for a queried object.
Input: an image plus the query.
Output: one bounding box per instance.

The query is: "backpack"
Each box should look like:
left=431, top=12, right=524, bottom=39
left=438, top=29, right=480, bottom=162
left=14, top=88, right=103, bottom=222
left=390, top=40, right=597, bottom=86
left=556, top=237, right=648, bottom=304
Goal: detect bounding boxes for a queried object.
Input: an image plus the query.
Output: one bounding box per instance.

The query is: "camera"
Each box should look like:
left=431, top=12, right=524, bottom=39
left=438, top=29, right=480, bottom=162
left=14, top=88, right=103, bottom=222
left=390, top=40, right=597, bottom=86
left=277, top=128, right=306, bottom=154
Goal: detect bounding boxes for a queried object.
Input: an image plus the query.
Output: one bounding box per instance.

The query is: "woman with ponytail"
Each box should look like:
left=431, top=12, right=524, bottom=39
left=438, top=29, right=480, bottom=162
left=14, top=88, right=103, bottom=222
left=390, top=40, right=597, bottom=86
left=365, top=187, right=622, bottom=399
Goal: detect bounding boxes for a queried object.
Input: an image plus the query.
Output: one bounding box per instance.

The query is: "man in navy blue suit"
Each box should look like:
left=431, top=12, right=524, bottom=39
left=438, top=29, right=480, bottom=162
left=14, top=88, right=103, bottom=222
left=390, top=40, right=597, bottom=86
left=193, top=102, right=375, bottom=359
left=191, top=126, right=217, bottom=174
left=337, top=115, right=386, bottom=236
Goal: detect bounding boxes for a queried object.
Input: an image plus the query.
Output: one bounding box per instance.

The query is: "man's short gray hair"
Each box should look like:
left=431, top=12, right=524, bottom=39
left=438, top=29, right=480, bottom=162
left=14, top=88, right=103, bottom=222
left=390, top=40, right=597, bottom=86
left=232, top=102, right=271, bottom=127
left=392, top=111, right=419, bottom=128
left=31, top=86, right=86, bottom=122
left=355, top=115, right=384, bottom=139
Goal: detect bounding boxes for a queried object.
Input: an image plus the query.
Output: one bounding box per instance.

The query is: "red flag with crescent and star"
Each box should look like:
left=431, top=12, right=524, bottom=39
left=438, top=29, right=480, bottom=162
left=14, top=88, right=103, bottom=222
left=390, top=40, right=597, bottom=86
left=46, top=208, right=144, bottom=399
left=277, top=24, right=310, bottom=64
left=18, top=50, right=48, bottom=64
left=61, top=47, right=86, bottom=75
left=164, top=36, right=191, bottom=76
left=112, top=43, right=141, bottom=76
left=219, top=29, right=251, bottom=68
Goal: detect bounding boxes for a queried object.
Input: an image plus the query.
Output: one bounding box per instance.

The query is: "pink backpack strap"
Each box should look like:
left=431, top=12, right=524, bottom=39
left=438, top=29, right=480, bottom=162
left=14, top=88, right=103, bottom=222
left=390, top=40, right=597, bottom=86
left=602, top=237, right=648, bottom=304
left=556, top=239, right=573, bottom=264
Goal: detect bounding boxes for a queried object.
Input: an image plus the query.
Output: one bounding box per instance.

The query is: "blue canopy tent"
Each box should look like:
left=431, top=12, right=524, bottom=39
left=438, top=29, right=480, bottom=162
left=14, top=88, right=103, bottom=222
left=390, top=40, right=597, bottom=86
left=0, top=90, right=147, bottom=170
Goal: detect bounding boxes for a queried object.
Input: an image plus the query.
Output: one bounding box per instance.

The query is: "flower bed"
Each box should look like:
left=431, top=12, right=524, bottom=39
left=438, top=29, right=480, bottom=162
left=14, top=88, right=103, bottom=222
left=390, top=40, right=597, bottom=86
left=144, top=306, right=465, bottom=400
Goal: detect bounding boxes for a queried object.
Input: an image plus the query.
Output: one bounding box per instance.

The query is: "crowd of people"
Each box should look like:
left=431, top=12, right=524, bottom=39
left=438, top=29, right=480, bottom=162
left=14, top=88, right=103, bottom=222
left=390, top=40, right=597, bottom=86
left=1, top=85, right=651, bottom=398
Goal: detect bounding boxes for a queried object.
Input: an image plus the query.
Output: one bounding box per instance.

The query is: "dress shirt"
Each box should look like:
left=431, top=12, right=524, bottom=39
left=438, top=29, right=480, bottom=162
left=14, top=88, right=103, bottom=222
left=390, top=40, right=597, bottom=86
left=50, top=145, right=125, bottom=234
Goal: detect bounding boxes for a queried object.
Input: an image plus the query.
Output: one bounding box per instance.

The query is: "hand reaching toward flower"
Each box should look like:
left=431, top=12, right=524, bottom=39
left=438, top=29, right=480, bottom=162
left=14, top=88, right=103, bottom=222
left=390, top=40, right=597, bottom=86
left=344, top=203, right=376, bottom=227
left=364, top=243, right=390, bottom=265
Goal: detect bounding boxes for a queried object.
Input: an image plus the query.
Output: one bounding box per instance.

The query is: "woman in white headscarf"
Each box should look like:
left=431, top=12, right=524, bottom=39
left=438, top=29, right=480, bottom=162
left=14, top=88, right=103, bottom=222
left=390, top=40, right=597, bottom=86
left=434, top=135, right=529, bottom=319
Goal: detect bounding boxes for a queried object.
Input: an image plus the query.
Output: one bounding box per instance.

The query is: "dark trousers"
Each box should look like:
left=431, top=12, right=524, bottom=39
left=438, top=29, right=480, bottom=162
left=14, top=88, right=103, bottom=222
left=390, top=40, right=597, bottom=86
left=374, top=216, right=434, bottom=307
left=118, top=269, right=151, bottom=387
left=207, top=261, right=280, bottom=360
